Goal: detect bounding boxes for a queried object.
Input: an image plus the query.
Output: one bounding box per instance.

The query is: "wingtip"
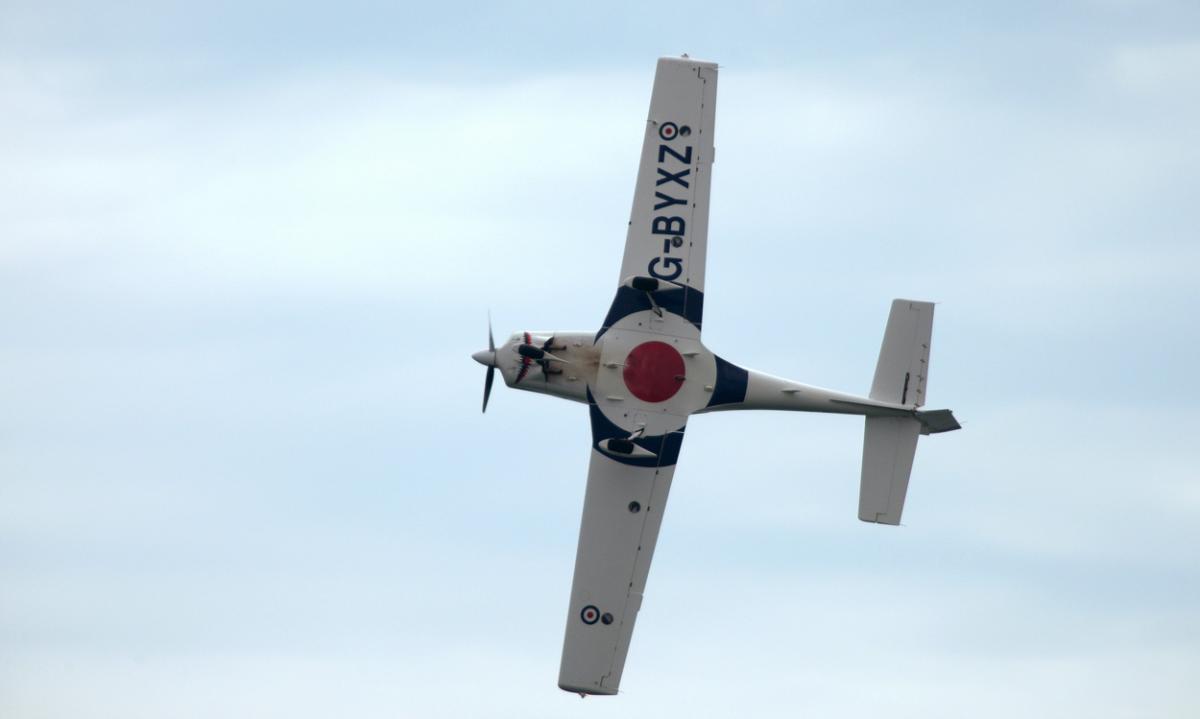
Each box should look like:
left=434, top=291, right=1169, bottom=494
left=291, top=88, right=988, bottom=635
left=558, top=683, right=618, bottom=697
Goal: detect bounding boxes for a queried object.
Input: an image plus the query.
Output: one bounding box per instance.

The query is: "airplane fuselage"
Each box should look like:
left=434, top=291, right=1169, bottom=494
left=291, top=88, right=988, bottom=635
left=488, top=323, right=929, bottom=422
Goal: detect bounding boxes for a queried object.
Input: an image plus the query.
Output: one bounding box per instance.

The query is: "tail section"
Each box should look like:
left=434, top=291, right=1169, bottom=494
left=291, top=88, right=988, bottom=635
left=859, top=299, right=958, bottom=525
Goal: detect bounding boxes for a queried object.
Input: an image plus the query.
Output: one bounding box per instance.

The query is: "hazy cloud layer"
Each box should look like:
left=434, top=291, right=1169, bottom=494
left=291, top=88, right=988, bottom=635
left=2, top=2, right=1199, bottom=717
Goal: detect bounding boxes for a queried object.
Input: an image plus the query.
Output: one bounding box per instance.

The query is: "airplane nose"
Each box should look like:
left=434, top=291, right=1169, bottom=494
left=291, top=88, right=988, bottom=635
left=472, top=349, right=496, bottom=367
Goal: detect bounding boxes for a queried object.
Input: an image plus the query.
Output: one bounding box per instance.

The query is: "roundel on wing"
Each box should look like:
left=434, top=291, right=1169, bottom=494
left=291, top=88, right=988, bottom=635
left=622, top=341, right=685, bottom=403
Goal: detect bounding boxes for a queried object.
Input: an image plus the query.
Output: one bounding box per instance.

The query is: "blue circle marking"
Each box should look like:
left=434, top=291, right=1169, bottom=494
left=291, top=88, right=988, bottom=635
left=580, top=605, right=600, bottom=625
left=658, top=122, right=678, bottom=140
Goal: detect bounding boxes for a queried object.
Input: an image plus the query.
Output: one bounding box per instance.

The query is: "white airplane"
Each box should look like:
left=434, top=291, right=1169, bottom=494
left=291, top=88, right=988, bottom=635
left=471, top=56, right=960, bottom=696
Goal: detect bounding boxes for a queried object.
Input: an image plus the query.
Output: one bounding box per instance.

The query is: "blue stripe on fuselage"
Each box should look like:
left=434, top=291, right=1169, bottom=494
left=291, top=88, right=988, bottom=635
left=706, top=355, right=748, bottom=408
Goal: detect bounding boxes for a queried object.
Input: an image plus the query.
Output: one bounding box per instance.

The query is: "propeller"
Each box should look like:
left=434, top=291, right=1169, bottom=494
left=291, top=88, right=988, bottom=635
left=473, top=315, right=497, bottom=413
left=483, top=317, right=495, bottom=412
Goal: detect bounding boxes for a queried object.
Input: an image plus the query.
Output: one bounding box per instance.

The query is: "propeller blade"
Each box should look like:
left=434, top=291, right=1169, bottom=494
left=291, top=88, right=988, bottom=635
left=483, top=366, right=495, bottom=413
left=488, top=313, right=495, bottom=352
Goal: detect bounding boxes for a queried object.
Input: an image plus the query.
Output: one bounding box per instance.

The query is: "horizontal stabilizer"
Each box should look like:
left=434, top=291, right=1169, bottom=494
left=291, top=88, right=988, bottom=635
left=915, top=409, right=961, bottom=435
left=859, top=416, right=920, bottom=525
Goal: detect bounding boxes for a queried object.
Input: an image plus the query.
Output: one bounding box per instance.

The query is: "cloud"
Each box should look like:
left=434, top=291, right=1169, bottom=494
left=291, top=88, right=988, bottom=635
left=4, top=11, right=1200, bottom=718
left=1111, top=41, right=1200, bottom=93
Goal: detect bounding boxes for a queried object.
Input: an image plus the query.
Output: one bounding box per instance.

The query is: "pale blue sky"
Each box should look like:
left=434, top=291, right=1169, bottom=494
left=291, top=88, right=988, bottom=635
left=2, top=2, right=1199, bottom=717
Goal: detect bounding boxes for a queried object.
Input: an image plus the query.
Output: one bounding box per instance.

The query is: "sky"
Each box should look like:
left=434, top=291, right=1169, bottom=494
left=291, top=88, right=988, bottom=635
left=2, top=1, right=1199, bottom=717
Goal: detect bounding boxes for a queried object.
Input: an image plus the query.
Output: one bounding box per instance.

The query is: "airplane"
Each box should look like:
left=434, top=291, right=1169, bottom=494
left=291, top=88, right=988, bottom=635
left=471, top=56, right=960, bottom=697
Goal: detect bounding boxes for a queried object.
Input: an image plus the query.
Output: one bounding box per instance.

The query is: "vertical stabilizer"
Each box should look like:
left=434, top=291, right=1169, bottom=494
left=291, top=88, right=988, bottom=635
left=870, top=300, right=933, bottom=407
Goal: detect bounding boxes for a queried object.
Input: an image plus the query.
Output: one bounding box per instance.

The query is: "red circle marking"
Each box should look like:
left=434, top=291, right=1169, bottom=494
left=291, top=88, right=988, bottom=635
left=622, top=341, right=685, bottom=403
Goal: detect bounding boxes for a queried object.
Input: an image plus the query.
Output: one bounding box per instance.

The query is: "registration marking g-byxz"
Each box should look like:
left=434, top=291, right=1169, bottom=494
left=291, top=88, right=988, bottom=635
left=647, top=121, right=693, bottom=283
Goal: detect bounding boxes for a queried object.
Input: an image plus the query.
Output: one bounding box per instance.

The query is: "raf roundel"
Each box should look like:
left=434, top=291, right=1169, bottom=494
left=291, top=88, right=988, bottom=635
left=658, top=121, right=678, bottom=140
left=622, top=341, right=686, bottom=403
left=580, top=605, right=600, bottom=625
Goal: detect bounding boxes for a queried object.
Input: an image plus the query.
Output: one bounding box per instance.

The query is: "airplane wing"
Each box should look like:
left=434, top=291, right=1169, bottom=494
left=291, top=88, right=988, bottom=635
left=614, top=57, right=718, bottom=332
left=559, top=55, right=717, bottom=696
left=558, top=446, right=681, bottom=695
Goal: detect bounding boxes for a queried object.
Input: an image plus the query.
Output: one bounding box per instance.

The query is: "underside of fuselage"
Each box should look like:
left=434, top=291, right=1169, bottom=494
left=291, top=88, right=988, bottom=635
left=477, top=326, right=949, bottom=421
